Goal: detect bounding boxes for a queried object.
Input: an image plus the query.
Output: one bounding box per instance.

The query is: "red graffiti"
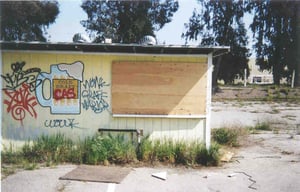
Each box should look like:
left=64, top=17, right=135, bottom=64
left=3, top=83, right=38, bottom=124
left=53, top=88, right=76, bottom=100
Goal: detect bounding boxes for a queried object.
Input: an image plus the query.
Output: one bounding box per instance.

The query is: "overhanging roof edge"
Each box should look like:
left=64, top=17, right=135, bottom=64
left=0, top=41, right=230, bottom=55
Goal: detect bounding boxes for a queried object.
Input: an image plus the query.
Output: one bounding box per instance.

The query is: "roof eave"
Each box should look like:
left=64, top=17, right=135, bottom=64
left=0, top=41, right=230, bottom=55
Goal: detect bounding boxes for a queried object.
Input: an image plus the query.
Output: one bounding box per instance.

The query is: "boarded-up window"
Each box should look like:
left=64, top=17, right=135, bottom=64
left=112, top=61, right=207, bottom=116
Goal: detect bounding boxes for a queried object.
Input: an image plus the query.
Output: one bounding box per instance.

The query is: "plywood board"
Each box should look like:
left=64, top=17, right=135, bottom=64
left=59, top=165, right=131, bottom=183
left=112, top=61, right=207, bottom=116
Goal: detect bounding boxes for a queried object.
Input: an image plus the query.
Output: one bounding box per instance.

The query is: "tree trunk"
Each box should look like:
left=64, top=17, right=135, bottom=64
left=273, top=64, right=281, bottom=85
left=295, top=2, right=300, bottom=87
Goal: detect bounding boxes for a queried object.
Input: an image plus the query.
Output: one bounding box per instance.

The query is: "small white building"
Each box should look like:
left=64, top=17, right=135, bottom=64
left=248, top=58, right=273, bottom=84
left=1, top=41, right=228, bottom=147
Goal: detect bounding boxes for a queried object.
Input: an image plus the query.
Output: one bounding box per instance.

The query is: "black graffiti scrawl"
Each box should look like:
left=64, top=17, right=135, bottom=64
left=2, top=61, right=42, bottom=91
left=1, top=61, right=41, bottom=124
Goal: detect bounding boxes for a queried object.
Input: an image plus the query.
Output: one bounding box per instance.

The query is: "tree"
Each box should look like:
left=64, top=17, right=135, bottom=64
left=80, top=0, right=179, bottom=43
left=248, top=0, right=299, bottom=85
left=182, top=0, right=250, bottom=88
left=0, top=1, right=59, bottom=42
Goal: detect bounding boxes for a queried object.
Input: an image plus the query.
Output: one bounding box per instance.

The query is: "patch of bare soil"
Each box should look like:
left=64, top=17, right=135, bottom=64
left=213, top=86, right=300, bottom=101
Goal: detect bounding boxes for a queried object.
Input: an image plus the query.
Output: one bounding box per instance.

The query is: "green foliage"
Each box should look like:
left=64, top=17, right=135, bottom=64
left=154, top=140, right=176, bottom=163
left=182, top=0, right=250, bottom=85
left=212, top=128, right=239, bottom=147
left=82, top=134, right=137, bottom=165
left=138, top=138, right=220, bottom=166
left=22, top=133, right=74, bottom=163
left=195, top=143, right=220, bottom=166
left=1, top=143, right=23, bottom=164
left=2, top=134, right=221, bottom=170
left=138, top=135, right=154, bottom=162
left=0, top=1, right=59, bottom=41
left=80, top=0, right=178, bottom=43
left=249, top=122, right=272, bottom=133
left=247, top=1, right=299, bottom=85
left=174, top=142, right=188, bottom=165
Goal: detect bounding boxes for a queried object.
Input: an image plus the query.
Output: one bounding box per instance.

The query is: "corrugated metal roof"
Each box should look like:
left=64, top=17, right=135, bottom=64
left=0, top=41, right=229, bottom=55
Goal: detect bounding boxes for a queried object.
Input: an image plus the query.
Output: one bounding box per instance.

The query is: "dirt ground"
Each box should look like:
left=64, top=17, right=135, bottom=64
left=213, top=86, right=300, bottom=101
left=211, top=86, right=300, bottom=129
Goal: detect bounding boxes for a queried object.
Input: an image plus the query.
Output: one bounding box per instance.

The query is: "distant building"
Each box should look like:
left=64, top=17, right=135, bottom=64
left=247, top=58, right=273, bottom=84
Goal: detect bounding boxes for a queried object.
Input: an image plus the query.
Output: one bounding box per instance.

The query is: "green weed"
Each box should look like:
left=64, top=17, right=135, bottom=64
left=1, top=143, right=23, bottom=164
left=154, top=140, right=176, bottom=163
left=195, top=143, right=220, bottom=166
left=254, top=122, right=272, bottom=131
left=138, top=135, right=154, bottom=162
left=138, top=138, right=220, bottom=166
left=22, top=133, right=74, bottom=163
left=2, top=133, right=221, bottom=169
left=212, top=128, right=239, bottom=147
left=82, top=134, right=137, bottom=165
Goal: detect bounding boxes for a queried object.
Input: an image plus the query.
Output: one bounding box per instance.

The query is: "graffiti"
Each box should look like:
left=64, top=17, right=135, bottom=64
left=44, top=118, right=79, bottom=129
left=35, top=61, right=84, bottom=114
left=3, top=83, right=38, bottom=124
left=1, top=61, right=40, bottom=123
left=82, top=76, right=110, bottom=113
left=1, top=61, right=41, bottom=91
left=53, top=79, right=78, bottom=100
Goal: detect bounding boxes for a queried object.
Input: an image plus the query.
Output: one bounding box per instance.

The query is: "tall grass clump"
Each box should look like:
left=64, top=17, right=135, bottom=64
left=2, top=143, right=23, bottom=164
left=195, top=143, right=220, bottom=166
left=254, top=122, right=272, bottom=131
left=22, top=133, right=74, bottom=164
left=2, top=133, right=221, bottom=169
left=138, top=135, right=155, bottom=162
left=138, top=137, right=220, bottom=166
left=212, top=128, right=239, bottom=146
left=82, top=134, right=137, bottom=165
left=247, top=121, right=272, bottom=134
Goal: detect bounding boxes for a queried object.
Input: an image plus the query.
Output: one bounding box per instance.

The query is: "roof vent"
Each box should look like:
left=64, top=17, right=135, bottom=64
left=139, top=35, right=157, bottom=45
left=73, top=33, right=91, bottom=43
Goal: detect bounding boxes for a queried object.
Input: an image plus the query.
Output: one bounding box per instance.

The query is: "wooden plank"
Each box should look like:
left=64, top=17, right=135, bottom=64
left=112, top=61, right=207, bottom=116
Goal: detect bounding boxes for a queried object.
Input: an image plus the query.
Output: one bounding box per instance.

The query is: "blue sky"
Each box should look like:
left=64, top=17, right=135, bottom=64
left=47, top=0, right=200, bottom=45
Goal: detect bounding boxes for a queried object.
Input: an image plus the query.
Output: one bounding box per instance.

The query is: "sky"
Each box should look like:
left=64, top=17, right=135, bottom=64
left=47, top=0, right=201, bottom=45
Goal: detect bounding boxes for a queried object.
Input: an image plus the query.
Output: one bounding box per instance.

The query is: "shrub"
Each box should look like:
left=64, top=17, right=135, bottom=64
left=2, top=143, right=23, bottom=164
left=137, top=135, right=154, bottom=162
left=139, top=139, right=220, bottom=166
left=154, top=140, right=175, bottom=163
left=82, top=134, right=137, bottom=165
left=195, top=143, right=220, bottom=166
left=174, top=142, right=188, bottom=165
left=22, top=134, right=73, bottom=163
left=254, top=122, right=272, bottom=131
left=212, top=128, right=239, bottom=146
left=2, top=133, right=221, bottom=168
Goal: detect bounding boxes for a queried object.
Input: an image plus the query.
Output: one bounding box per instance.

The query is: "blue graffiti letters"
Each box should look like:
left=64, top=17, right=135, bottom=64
left=82, top=76, right=109, bottom=90
left=81, top=76, right=110, bottom=113
left=44, top=118, right=79, bottom=129
left=82, top=90, right=109, bottom=113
